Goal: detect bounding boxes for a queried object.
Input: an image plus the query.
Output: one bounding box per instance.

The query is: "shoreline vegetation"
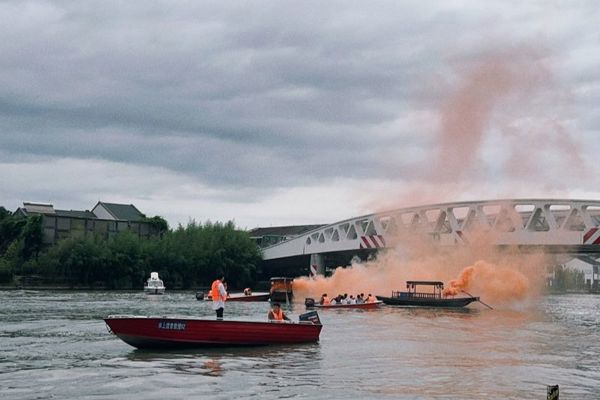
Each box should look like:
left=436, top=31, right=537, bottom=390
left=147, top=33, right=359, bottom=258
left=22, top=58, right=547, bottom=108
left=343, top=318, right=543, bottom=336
left=1, top=206, right=595, bottom=293
left=0, top=206, right=262, bottom=290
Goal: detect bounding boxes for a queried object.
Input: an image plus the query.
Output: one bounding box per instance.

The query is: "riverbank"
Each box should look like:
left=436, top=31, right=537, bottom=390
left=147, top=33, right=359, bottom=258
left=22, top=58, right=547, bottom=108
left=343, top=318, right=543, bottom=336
left=0, top=280, right=272, bottom=292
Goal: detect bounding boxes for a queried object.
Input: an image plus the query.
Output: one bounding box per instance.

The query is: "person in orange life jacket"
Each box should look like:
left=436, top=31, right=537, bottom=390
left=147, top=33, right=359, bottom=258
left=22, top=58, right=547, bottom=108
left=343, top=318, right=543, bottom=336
left=320, top=293, right=330, bottom=305
left=366, top=293, right=375, bottom=303
left=211, top=276, right=228, bottom=319
left=268, top=303, right=290, bottom=322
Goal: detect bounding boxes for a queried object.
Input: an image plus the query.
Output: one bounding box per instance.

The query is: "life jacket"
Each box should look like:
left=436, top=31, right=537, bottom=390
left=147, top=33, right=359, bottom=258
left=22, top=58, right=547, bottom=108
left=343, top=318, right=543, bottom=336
left=367, top=295, right=375, bottom=303
left=270, top=308, right=284, bottom=321
left=322, top=296, right=330, bottom=305
left=211, top=280, right=226, bottom=302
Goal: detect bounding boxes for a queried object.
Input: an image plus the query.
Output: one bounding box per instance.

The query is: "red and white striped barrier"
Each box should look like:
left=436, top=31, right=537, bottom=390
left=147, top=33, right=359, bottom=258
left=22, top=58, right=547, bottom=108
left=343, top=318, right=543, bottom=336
left=583, top=228, right=600, bottom=244
left=309, top=264, right=317, bottom=279
left=359, top=235, right=386, bottom=249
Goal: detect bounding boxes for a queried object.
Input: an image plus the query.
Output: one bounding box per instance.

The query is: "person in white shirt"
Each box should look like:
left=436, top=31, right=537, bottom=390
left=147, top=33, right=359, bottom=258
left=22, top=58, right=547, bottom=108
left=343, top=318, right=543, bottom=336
left=211, top=276, right=228, bottom=319
left=340, top=293, right=346, bottom=304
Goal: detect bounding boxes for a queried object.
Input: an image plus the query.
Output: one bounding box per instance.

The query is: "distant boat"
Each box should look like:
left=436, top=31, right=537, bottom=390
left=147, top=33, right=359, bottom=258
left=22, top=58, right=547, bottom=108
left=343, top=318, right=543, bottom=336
left=377, top=281, right=479, bottom=308
left=269, top=277, right=293, bottom=303
left=104, top=313, right=322, bottom=349
left=144, top=272, right=165, bottom=295
left=196, top=291, right=271, bottom=302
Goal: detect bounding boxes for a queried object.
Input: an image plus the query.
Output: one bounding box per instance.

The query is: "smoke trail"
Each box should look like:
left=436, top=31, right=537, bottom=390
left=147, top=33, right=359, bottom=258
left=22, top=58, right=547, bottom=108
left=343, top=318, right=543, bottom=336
left=296, top=47, right=577, bottom=307
left=442, top=260, right=533, bottom=304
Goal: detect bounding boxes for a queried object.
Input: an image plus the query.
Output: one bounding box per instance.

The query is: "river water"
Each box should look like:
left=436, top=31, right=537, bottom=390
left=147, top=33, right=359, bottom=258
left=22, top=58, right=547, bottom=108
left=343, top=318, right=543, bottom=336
left=0, top=290, right=598, bottom=399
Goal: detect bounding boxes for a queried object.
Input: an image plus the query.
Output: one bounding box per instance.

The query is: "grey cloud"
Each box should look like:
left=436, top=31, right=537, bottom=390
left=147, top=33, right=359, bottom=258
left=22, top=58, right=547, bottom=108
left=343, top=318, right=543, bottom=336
left=1, top=0, right=600, bottom=200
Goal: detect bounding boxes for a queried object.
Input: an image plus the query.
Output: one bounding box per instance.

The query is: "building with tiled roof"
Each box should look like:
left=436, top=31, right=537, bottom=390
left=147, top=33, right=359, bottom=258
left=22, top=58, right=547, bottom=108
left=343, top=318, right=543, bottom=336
left=15, top=201, right=157, bottom=244
left=92, top=202, right=145, bottom=221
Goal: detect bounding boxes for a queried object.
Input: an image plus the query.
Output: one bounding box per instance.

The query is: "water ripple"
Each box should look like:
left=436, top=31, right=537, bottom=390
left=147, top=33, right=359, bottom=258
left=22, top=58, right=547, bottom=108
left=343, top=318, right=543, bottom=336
left=1, top=291, right=599, bottom=399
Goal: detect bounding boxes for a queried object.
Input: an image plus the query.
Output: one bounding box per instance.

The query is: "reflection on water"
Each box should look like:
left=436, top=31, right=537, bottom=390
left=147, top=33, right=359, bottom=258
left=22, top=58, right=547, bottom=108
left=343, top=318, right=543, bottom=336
left=0, top=290, right=599, bottom=399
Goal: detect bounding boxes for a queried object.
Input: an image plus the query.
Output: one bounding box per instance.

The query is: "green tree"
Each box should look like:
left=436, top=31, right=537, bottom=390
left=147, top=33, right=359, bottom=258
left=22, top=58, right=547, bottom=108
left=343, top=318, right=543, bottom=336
left=0, top=204, right=263, bottom=290
left=20, top=215, right=43, bottom=260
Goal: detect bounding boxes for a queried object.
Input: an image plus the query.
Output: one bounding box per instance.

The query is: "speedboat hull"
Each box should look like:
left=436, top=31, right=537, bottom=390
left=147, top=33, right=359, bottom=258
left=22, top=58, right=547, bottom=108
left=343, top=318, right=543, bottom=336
left=228, top=293, right=270, bottom=302
left=376, top=296, right=479, bottom=308
left=199, top=292, right=271, bottom=302
left=105, top=315, right=322, bottom=349
left=144, top=287, right=165, bottom=295
left=309, top=301, right=383, bottom=309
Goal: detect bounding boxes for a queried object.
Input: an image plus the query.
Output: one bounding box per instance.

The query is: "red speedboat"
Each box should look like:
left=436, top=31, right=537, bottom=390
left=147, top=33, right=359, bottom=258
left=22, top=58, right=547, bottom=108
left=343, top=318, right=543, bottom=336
left=198, top=292, right=271, bottom=302
left=227, top=292, right=270, bottom=302
left=105, top=314, right=322, bottom=349
left=309, top=300, right=383, bottom=310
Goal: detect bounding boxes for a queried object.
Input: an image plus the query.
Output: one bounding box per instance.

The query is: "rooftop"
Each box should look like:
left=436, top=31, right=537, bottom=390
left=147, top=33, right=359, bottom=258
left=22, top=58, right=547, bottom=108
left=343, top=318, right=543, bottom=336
left=94, top=202, right=146, bottom=221
left=249, top=224, right=325, bottom=238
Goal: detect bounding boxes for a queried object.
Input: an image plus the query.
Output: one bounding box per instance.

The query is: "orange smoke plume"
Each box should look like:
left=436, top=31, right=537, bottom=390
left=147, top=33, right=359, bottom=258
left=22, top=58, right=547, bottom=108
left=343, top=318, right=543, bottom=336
left=441, top=260, right=533, bottom=305
left=294, top=243, right=545, bottom=308
left=296, top=47, right=564, bottom=308
left=442, top=266, right=475, bottom=297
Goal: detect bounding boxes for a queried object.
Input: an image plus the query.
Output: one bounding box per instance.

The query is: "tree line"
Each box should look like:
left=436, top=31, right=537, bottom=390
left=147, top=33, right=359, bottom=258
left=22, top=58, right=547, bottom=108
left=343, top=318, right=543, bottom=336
left=0, top=207, right=262, bottom=289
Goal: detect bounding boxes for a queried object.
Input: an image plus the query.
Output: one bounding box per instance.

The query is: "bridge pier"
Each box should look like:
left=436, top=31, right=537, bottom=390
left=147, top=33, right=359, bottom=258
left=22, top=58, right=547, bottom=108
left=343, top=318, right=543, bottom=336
left=310, top=253, right=325, bottom=277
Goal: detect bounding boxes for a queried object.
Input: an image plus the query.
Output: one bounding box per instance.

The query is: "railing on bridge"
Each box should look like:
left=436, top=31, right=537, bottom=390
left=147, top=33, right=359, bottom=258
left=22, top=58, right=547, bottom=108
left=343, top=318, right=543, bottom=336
left=262, top=199, right=600, bottom=260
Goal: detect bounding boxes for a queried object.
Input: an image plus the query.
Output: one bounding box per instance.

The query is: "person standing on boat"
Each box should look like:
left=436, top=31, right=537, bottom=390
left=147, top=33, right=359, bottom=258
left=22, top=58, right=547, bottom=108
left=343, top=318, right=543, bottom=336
left=268, top=303, right=290, bottom=322
left=211, top=276, right=228, bottom=319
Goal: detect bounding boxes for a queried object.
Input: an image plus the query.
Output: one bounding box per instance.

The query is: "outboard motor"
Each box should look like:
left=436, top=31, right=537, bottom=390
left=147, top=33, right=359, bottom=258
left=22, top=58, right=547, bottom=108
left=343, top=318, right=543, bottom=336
left=304, top=297, right=315, bottom=308
left=195, top=291, right=204, bottom=301
left=299, top=310, right=321, bottom=325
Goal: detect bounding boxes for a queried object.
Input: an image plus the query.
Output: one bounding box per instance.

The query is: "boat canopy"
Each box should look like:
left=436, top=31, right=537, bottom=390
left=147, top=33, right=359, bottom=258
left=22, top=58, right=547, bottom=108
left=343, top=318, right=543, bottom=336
left=270, top=277, right=293, bottom=282
left=406, top=281, right=444, bottom=287
left=404, top=281, right=444, bottom=297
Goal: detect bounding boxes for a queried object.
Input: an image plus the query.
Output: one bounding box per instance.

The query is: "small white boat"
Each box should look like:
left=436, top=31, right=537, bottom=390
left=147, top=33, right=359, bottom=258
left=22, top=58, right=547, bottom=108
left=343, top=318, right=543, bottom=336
left=144, top=272, right=166, bottom=295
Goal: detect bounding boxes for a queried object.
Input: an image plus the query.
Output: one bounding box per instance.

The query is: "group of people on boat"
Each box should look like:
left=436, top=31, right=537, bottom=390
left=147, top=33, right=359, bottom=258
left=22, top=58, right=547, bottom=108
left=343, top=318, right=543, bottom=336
left=206, top=284, right=254, bottom=300
left=319, top=293, right=376, bottom=305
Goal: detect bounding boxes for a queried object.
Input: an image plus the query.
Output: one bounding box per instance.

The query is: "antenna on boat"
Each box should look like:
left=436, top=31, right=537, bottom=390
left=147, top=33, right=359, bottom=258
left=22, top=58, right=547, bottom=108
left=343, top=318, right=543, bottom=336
left=462, top=290, right=493, bottom=310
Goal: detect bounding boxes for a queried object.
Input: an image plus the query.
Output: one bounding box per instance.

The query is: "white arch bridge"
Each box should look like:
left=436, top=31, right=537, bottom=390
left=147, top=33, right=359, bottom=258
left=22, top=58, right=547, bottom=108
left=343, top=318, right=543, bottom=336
left=261, top=199, right=600, bottom=275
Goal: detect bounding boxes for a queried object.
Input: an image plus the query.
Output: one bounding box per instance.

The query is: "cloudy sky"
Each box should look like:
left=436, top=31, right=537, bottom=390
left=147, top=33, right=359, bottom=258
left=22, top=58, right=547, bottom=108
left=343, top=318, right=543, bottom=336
left=1, top=1, right=599, bottom=229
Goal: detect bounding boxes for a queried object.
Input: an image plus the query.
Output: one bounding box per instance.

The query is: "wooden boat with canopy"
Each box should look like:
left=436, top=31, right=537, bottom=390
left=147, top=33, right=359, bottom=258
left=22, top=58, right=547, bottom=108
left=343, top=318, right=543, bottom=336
left=376, top=281, right=479, bottom=308
left=269, top=277, right=293, bottom=303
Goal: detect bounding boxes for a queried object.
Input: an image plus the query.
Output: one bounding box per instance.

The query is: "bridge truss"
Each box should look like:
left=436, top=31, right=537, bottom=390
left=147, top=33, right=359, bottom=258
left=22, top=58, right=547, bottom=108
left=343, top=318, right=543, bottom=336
left=262, top=199, right=600, bottom=261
